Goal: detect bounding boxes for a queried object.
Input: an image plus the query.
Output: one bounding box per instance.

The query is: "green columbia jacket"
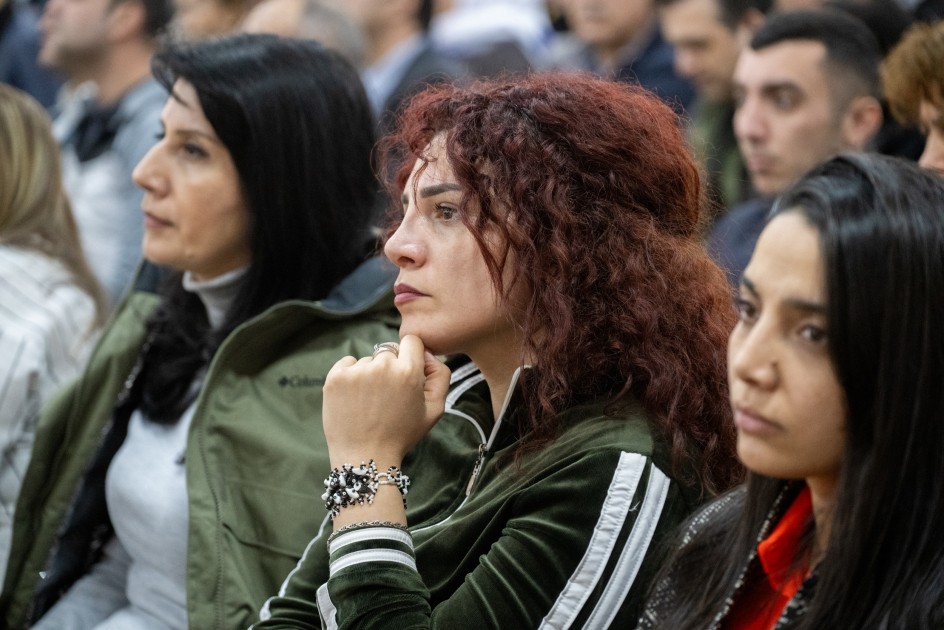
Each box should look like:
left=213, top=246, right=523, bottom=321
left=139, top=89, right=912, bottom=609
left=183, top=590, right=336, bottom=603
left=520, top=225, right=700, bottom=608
left=253, top=359, right=705, bottom=629
left=0, top=257, right=399, bottom=629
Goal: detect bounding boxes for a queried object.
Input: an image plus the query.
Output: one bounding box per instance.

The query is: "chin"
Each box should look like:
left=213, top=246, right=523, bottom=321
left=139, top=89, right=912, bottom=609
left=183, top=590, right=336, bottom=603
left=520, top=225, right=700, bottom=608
left=398, top=328, right=453, bottom=357
left=754, top=178, right=786, bottom=199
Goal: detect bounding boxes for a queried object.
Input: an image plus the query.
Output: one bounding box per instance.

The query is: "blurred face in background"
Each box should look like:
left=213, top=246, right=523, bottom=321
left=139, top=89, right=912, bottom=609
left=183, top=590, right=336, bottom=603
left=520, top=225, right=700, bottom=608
left=173, top=0, right=250, bottom=40
left=39, top=0, right=114, bottom=77
left=732, top=41, right=847, bottom=197
left=659, top=0, right=744, bottom=102
left=240, top=0, right=304, bottom=36
left=568, top=0, right=654, bottom=58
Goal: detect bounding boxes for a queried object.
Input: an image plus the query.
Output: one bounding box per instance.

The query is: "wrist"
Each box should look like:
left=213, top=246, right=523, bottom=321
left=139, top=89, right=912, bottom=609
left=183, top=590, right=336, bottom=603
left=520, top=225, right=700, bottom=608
left=328, top=452, right=403, bottom=471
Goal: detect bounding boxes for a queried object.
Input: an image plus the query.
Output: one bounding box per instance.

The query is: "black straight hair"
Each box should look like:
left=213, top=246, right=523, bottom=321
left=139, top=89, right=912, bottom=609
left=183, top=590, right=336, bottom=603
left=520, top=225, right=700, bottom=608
left=775, top=153, right=944, bottom=628
left=643, top=153, right=944, bottom=628
left=139, top=34, right=379, bottom=423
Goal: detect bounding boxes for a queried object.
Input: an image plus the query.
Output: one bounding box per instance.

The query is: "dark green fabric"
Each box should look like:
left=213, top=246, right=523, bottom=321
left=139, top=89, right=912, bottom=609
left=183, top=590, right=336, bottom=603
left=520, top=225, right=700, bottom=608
left=689, top=99, right=751, bottom=221
left=254, top=367, right=702, bottom=629
left=1, top=267, right=399, bottom=629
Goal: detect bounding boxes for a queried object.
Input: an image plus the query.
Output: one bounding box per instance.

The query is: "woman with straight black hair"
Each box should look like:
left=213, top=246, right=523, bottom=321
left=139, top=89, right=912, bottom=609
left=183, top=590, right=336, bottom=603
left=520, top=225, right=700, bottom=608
left=639, top=153, right=944, bottom=629
left=0, top=34, right=399, bottom=629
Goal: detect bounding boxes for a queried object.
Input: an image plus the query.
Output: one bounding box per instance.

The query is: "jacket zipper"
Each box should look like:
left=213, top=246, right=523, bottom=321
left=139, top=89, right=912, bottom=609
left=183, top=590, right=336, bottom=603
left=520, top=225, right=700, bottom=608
left=465, top=443, right=488, bottom=496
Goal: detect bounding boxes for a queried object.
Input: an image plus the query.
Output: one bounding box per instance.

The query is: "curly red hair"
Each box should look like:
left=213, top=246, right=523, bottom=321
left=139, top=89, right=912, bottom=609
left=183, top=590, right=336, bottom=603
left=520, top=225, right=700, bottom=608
left=382, top=73, right=741, bottom=496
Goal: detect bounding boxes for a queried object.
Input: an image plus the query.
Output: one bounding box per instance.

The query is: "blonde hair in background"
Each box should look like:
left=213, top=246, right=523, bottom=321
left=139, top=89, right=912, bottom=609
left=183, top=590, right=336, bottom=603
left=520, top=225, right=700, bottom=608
left=0, top=84, right=107, bottom=325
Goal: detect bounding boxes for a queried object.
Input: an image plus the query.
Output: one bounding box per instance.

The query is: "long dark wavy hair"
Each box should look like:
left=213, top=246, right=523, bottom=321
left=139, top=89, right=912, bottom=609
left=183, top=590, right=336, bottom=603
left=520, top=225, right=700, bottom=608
left=382, top=73, right=742, bottom=496
left=139, top=34, right=378, bottom=423
left=646, top=153, right=944, bottom=628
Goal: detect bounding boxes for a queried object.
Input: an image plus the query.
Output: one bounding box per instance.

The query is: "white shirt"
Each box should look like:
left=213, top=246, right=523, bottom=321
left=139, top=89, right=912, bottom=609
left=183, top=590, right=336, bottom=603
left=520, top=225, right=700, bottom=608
left=0, top=245, right=98, bottom=578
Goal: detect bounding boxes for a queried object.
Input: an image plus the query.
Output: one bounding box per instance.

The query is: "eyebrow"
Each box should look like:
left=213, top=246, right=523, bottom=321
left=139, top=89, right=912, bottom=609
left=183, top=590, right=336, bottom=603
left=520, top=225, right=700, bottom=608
left=740, top=276, right=826, bottom=314
left=401, top=182, right=462, bottom=204
left=158, top=121, right=219, bottom=143
left=760, top=81, right=802, bottom=95
left=168, top=88, right=192, bottom=108
left=740, top=276, right=760, bottom=298
left=732, top=79, right=800, bottom=92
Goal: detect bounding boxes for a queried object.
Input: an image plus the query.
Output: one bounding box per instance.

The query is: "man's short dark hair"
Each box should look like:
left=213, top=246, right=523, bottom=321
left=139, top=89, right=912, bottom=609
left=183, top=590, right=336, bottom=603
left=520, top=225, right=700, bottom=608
left=418, top=0, right=432, bottom=31
left=111, top=0, right=174, bottom=38
left=717, top=0, right=772, bottom=28
left=751, top=10, right=881, bottom=100
left=654, top=0, right=771, bottom=29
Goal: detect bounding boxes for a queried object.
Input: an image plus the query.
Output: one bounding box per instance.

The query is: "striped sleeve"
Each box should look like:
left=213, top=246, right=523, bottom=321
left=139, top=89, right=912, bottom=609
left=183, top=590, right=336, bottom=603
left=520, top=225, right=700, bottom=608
left=540, top=453, right=671, bottom=629
left=256, top=451, right=681, bottom=629
left=0, top=248, right=98, bottom=578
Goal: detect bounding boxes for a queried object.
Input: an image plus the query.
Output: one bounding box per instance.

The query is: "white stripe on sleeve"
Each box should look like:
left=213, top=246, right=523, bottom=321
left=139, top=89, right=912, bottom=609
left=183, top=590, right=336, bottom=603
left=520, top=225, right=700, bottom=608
left=538, top=451, right=647, bottom=630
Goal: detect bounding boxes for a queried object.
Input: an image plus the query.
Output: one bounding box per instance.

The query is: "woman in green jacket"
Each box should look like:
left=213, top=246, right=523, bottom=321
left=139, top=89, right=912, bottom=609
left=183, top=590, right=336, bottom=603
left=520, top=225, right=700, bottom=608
left=0, top=35, right=398, bottom=629
left=255, top=73, right=743, bottom=628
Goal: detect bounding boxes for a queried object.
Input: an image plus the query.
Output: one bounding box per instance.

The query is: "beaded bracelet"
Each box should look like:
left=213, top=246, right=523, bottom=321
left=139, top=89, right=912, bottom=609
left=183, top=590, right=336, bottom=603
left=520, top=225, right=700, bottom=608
left=321, top=460, right=410, bottom=518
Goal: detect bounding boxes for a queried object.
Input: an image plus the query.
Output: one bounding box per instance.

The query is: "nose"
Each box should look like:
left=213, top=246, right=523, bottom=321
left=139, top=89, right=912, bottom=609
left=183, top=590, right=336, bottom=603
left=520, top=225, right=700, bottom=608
left=918, top=129, right=944, bottom=177
left=131, top=142, right=166, bottom=197
left=383, top=211, right=426, bottom=269
left=728, top=319, right=778, bottom=392
left=41, top=0, right=61, bottom=24
left=674, top=49, right=697, bottom=81
left=734, top=94, right=766, bottom=146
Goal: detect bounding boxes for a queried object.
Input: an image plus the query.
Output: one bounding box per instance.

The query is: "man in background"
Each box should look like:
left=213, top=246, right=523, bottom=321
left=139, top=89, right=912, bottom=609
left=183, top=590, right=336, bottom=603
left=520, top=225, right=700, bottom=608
left=557, top=0, right=695, bottom=112
left=328, top=0, right=463, bottom=137
left=708, top=11, right=883, bottom=284
left=241, top=0, right=365, bottom=66
left=0, top=0, right=62, bottom=107
left=38, top=0, right=171, bottom=305
left=657, top=0, right=768, bottom=214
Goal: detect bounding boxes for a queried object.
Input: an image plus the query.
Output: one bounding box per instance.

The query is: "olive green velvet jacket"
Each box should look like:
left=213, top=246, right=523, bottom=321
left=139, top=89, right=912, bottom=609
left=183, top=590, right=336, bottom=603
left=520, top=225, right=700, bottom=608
left=0, top=257, right=399, bottom=629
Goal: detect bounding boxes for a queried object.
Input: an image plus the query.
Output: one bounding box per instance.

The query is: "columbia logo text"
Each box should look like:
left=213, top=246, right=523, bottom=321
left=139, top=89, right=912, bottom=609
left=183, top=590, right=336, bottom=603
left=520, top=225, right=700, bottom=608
left=278, top=375, right=325, bottom=388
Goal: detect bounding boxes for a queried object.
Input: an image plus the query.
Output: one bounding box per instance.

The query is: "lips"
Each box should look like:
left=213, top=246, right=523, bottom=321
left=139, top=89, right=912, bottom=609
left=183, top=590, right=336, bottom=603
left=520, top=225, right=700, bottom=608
left=143, top=211, right=172, bottom=229
left=732, top=405, right=781, bottom=436
left=744, top=154, right=775, bottom=175
left=393, top=283, right=427, bottom=306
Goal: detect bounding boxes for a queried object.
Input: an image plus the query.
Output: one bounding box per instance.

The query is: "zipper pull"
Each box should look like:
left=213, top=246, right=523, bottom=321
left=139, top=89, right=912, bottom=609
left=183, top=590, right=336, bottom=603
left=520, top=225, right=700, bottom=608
left=465, top=443, right=488, bottom=497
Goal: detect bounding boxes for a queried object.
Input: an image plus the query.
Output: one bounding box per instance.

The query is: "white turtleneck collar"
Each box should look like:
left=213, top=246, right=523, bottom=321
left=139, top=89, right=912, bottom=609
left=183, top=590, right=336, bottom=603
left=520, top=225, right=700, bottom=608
left=181, top=267, right=247, bottom=330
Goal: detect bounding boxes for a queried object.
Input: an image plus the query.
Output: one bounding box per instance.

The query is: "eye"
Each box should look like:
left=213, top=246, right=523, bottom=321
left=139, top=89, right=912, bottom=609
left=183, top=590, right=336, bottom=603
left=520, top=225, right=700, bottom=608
left=799, top=324, right=827, bottom=345
left=154, top=131, right=166, bottom=141
left=772, top=90, right=799, bottom=111
left=434, top=204, right=459, bottom=221
left=734, top=297, right=758, bottom=323
left=182, top=142, right=208, bottom=158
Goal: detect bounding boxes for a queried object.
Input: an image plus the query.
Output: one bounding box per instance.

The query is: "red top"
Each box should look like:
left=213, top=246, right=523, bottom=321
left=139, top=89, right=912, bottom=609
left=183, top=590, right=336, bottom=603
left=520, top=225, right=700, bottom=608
left=723, top=486, right=813, bottom=630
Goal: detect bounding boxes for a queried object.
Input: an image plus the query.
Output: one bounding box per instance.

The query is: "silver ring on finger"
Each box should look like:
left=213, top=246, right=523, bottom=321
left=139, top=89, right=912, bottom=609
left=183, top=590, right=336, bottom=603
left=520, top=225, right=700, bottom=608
left=372, top=342, right=400, bottom=359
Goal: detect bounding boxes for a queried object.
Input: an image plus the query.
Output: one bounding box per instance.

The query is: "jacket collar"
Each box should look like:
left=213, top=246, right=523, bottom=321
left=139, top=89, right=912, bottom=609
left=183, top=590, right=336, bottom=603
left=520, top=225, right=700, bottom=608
left=315, top=256, right=397, bottom=317
left=710, top=480, right=812, bottom=629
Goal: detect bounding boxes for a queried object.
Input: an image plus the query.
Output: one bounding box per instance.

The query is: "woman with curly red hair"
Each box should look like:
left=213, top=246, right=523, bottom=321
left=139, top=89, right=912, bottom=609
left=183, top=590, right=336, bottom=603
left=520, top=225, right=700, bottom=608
left=254, top=73, right=742, bottom=629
